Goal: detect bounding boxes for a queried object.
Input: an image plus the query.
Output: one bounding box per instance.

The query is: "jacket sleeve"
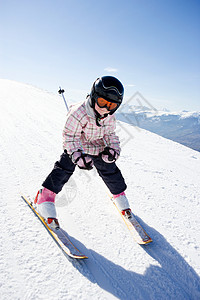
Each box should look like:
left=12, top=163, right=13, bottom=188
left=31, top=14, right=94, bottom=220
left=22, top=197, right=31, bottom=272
left=103, top=115, right=121, bottom=154
left=62, top=109, right=84, bottom=155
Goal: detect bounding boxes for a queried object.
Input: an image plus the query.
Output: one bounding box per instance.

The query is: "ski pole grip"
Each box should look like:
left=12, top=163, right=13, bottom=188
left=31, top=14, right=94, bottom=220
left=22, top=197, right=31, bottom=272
left=58, top=88, right=65, bottom=94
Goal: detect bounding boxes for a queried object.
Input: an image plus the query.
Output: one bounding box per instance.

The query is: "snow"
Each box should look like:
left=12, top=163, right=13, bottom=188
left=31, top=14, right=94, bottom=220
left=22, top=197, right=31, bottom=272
left=119, top=104, right=200, bottom=119
left=117, top=105, right=200, bottom=152
left=0, top=79, right=200, bottom=299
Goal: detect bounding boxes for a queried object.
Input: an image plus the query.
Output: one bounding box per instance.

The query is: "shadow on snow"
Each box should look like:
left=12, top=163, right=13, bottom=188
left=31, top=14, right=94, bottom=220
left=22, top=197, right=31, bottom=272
left=65, top=219, right=200, bottom=300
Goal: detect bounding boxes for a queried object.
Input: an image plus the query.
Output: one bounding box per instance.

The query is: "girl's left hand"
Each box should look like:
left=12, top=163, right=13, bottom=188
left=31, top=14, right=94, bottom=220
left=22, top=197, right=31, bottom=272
left=100, top=147, right=119, bottom=163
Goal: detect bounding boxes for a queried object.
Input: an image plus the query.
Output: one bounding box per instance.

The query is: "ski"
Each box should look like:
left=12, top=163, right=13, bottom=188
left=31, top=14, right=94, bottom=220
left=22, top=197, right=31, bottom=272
left=21, top=195, right=88, bottom=259
left=111, top=197, right=152, bottom=245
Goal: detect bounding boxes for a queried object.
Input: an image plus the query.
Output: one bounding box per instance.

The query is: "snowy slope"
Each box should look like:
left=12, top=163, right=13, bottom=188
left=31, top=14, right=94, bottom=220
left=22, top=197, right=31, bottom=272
left=0, top=79, right=200, bottom=300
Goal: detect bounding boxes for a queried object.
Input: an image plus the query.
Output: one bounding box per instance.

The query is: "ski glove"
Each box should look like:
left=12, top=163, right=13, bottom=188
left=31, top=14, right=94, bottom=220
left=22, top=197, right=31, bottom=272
left=71, top=150, right=93, bottom=170
left=100, top=147, right=119, bottom=163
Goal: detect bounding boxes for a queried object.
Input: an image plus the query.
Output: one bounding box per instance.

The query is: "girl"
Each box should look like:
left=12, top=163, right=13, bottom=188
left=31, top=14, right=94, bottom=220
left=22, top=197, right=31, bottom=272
left=35, top=76, right=131, bottom=228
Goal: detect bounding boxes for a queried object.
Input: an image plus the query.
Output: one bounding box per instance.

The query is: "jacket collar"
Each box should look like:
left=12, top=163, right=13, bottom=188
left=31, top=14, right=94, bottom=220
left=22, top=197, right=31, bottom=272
left=85, top=96, right=96, bottom=119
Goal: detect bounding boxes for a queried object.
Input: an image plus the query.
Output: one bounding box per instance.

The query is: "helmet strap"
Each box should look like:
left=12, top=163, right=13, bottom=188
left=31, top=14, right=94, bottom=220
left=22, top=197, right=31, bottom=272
left=93, top=107, right=108, bottom=127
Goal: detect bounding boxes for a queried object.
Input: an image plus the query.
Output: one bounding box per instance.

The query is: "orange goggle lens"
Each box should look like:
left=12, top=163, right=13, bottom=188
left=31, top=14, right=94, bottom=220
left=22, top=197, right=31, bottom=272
left=97, top=97, right=118, bottom=111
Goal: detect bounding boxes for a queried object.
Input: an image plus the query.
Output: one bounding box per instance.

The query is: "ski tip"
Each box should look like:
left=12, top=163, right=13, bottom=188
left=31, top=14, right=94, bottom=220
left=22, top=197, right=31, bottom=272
left=139, top=238, right=153, bottom=245
left=74, top=255, right=88, bottom=259
left=67, top=253, right=88, bottom=259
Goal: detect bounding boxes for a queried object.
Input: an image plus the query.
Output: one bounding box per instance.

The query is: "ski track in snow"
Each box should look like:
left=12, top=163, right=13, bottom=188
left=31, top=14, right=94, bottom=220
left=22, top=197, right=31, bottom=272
left=0, top=79, right=200, bottom=299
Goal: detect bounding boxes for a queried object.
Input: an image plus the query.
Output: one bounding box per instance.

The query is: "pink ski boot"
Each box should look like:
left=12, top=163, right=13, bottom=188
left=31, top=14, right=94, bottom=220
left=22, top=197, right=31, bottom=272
left=35, top=188, right=59, bottom=229
left=113, top=192, right=132, bottom=219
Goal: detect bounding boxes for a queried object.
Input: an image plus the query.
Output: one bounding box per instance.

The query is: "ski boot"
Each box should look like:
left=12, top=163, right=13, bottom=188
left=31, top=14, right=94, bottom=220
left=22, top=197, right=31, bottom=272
left=34, top=188, right=59, bottom=229
left=113, top=192, right=132, bottom=219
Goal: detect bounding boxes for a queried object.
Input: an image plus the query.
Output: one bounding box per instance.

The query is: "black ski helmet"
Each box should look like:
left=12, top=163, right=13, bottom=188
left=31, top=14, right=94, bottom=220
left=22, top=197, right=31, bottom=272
left=90, top=76, right=124, bottom=114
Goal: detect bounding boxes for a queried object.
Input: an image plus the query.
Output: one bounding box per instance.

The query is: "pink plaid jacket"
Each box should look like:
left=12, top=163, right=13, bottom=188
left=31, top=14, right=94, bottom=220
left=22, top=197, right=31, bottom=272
left=63, top=98, right=121, bottom=156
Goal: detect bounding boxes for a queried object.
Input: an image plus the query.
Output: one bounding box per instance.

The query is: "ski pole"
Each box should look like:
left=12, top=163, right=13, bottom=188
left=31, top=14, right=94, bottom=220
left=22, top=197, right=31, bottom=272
left=58, top=87, right=69, bottom=112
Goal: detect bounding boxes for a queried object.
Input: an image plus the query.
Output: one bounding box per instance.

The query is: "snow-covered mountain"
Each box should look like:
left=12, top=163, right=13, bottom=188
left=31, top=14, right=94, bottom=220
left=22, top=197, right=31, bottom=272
left=117, top=104, right=200, bottom=152
left=0, top=79, right=200, bottom=300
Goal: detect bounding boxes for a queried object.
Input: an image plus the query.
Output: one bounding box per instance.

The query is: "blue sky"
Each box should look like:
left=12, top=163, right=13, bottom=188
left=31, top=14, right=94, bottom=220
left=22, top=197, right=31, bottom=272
left=0, top=0, right=200, bottom=111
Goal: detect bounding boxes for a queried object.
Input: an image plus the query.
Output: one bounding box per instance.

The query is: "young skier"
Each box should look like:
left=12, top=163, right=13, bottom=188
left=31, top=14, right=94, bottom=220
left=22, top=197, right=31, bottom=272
left=35, top=76, right=131, bottom=228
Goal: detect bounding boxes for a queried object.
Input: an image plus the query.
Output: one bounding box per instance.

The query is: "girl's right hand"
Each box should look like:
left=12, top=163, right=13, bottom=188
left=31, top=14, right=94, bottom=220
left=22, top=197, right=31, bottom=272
left=71, top=150, right=93, bottom=170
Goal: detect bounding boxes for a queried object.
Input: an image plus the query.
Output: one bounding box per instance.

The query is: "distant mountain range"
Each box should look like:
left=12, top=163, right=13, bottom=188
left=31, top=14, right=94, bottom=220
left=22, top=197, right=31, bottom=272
left=117, top=105, right=200, bottom=152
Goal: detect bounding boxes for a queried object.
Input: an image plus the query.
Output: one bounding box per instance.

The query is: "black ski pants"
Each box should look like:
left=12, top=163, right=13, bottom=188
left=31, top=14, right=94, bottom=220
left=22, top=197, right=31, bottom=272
left=42, top=150, right=127, bottom=195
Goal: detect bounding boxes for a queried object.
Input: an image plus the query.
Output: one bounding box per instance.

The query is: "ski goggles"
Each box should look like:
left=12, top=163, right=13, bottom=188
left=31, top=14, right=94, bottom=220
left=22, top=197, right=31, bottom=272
left=96, top=97, right=118, bottom=111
